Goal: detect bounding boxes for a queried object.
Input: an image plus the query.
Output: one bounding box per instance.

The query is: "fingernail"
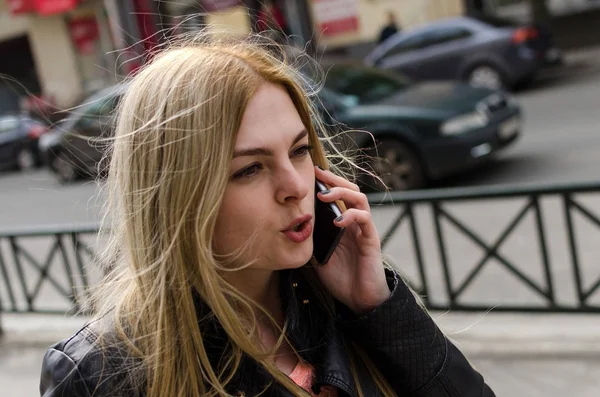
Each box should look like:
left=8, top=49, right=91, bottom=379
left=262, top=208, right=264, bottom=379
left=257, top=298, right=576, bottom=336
left=321, top=189, right=330, bottom=195
left=335, top=215, right=344, bottom=222
left=317, top=165, right=324, bottom=170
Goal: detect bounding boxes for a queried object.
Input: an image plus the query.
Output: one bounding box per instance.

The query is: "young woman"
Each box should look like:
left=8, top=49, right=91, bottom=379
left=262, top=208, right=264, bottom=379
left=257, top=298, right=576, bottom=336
left=40, top=33, right=495, bottom=397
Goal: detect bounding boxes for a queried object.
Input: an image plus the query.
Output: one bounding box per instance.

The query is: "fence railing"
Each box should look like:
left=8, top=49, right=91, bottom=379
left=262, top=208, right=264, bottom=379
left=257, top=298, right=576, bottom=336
left=2, top=181, right=600, bottom=323
left=0, top=224, right=101, bottom=315
left=371, top=180, right=600, bottom=313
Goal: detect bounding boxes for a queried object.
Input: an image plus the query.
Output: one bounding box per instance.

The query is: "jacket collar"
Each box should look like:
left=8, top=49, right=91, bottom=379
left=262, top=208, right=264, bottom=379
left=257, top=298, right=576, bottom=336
left=193, top=268, right=360, bottom=397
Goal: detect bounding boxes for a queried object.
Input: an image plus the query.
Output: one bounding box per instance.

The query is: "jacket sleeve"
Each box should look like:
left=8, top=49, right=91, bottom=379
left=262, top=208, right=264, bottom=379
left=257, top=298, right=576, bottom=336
left=337, top=269, right=496, bottom=397
left=40, top=343, right=92, bottom=397
left=39, top=328, right=137, bottom=397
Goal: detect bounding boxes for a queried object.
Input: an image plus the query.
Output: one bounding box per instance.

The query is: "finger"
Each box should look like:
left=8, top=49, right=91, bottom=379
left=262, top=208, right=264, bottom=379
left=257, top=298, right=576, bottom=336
left=315, top=166, right=360, bottom=192
left=318, top=187, right=370, bottom=211
left=334, top=208, right=380, bottom=241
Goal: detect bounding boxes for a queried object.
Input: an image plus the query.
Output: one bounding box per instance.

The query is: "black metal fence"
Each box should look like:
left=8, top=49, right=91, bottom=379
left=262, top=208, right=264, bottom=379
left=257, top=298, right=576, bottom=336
left=372, top=180, right=600, bottom=313
left=0, top=224, right=101, bottom=315
left=2, top=181, right=600, bottom=320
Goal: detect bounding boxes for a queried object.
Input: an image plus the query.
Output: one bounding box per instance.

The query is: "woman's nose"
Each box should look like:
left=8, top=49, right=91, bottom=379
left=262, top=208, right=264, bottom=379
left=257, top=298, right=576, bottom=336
left=275, top=165, right=310, bottom=204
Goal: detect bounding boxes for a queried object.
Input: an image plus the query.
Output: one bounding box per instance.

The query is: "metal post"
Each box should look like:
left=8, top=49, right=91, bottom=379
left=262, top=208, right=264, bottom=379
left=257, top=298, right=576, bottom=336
left=0, top=243, right=17, bottom=335
left=103, top=0, right=144, bottom=76
left=432, top=202, right=454, bottom=306
left=407, top=203, right=430, bottom=305
left=246, top=0, right=262, bottom=33
left=532, top=195, right=555, bottom=305
left=95, top=1, right=118, bottom=82
left=282, top=0, right=316, bottom=55
left=563, top=194, right=585, bottom=305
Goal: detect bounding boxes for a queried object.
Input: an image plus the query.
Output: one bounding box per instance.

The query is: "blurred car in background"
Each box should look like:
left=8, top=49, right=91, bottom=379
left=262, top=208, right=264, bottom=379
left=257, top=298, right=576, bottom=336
left=39, top=61, right=523, bottom=191
left=38, top=85, right=124, bottom=184
left=365, top=15, right=563, bottom=91
left=0, top=114, right=48, bottom=171
left=320, top=62, right=522, bottom=191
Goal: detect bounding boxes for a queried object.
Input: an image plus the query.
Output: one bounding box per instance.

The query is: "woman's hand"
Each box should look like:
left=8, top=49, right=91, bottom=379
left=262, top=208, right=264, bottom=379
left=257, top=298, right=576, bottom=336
left=311, top=166, right=390, bottom=315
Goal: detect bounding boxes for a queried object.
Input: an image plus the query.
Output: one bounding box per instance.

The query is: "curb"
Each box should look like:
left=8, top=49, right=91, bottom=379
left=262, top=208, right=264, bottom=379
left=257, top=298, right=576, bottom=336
left=0, top=313, right=91, bottom=348
left=433, top=311, right=600, bottom=358
left=3, top=312, right=600, bottom=359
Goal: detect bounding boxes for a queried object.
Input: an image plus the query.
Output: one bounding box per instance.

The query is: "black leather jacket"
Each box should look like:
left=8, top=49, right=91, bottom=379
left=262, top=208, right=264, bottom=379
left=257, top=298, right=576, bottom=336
left=40, top=269, right=496, bottom=397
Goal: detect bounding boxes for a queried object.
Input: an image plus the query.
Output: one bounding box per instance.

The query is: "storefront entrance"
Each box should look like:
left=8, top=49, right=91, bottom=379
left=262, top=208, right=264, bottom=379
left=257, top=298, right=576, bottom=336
left=0, top=35, right=40, bottom=113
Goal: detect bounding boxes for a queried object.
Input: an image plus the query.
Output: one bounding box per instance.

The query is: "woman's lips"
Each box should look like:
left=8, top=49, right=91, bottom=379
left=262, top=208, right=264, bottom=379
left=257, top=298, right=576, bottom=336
left=282, top=214, right=313, bottom=232
left=282, top=220, right=313, bottom=243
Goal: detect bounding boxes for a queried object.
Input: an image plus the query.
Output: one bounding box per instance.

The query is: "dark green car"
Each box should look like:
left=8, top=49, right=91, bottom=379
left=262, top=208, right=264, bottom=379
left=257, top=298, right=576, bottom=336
left=319, top=62, right=522, bottom=191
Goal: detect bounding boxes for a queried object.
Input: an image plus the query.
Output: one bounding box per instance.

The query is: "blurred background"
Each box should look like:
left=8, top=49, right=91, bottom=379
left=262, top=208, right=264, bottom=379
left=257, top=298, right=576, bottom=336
left=1, top=0, right=600, bottom=193
left=1, top=1, right=600, bottom=396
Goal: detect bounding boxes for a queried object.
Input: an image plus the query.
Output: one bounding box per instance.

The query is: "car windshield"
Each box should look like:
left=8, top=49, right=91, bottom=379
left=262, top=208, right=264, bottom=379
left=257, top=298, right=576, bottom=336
left=324, top=64, right=412, bottom=104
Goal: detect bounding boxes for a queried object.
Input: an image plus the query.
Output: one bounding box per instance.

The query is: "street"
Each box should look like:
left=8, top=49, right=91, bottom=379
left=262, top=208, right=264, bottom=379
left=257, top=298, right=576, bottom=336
left=1, top=50, right=600, bottom=229
left=439, top=49, right=600, bottom=188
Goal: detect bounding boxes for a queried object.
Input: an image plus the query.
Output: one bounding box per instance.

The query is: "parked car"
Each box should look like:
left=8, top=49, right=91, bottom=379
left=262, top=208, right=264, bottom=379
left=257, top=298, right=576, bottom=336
left=320, top=62, right=522, bottom=191
left=38, top=85, right=125, bottom=183
left=40, top=63, right=522, bottom=191
left=0, top=114, right=48, bottom=171
left=365, top=15, right=562, bottom=91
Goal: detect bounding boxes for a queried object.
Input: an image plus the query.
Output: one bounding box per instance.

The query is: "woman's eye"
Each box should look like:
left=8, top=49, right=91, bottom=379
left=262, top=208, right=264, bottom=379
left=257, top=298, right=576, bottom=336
left=233, top=164, right=262, bottom=179
left=292, top=144, right=313, bottom=157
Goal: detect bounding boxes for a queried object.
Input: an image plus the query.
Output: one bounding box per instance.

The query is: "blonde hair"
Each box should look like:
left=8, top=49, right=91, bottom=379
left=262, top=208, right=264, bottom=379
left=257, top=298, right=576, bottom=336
left=92, top=31, right=395, bottom=397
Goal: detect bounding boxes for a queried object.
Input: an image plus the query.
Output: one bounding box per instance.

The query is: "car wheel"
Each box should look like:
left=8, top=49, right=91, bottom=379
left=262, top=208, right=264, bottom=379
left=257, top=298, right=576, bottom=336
left=467, top=65, right=505, bottom=90
left=359, top=138, right=425, bottom=192
left=16, top=148, right=36, bottom=171
left=51, top=152, right=78, bottom=184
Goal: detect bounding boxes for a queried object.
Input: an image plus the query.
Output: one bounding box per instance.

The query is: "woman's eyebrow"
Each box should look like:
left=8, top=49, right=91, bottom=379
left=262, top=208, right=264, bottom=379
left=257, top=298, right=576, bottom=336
left=233, top=129, right=308, bottom=158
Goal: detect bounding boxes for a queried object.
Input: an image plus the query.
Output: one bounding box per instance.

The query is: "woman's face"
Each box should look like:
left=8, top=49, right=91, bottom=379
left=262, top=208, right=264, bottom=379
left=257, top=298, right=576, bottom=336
left=213, top=82, right=316, bottom=271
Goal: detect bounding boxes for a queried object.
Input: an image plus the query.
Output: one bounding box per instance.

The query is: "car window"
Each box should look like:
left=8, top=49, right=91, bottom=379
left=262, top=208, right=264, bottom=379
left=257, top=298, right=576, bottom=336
left=382, top=33, right=427, bottom=58
left=75, top=95, right=120, bottom=129
left=82, top=95, right=119, bottom=120
left=425, top=26, right=473, bottom=47
left=325, top=65, right=411, bottom=103
left=0, top=116, right=20, bottom=133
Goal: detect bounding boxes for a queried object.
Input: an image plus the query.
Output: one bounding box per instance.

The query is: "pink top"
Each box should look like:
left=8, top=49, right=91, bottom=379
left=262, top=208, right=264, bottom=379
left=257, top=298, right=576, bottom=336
left=288, top=360, right=339, bottom=397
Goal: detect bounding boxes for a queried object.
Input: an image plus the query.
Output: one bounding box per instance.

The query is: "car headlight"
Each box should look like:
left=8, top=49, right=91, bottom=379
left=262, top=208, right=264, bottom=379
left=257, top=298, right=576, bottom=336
left=441, top=111, right=489, bottom=136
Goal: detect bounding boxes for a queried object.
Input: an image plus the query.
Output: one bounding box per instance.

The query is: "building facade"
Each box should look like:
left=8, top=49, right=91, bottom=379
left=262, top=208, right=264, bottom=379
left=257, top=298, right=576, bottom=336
left=165, top=0, right=465, bottom=49
left=0, top=0, right=121, bottom=112
left=0, top=0, right=466, bottom=113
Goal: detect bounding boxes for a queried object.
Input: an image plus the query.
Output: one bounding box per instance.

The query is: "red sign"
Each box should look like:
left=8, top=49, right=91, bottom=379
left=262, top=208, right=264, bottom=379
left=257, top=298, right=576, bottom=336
left=34, top=0, right=79, bottom=16
left=7, top=0, right=36, bottom=15
left=313, top=0, right=360, bottom=37
left=68, top=17, right=99, bottom=54
left=200, top=0, right=242, bottom=13
left=320, top=17, right=359, bottom=36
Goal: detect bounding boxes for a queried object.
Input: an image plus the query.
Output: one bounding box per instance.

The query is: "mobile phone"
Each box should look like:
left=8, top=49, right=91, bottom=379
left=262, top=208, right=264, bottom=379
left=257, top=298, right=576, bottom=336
left=312, top=180, right=346, bottom=265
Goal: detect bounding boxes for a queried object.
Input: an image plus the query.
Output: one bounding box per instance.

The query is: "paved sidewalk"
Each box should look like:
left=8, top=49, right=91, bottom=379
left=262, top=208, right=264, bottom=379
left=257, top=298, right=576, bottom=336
left=3, top=312, right=600, bottom=396
left=437, top=312, right=600, bottom=396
